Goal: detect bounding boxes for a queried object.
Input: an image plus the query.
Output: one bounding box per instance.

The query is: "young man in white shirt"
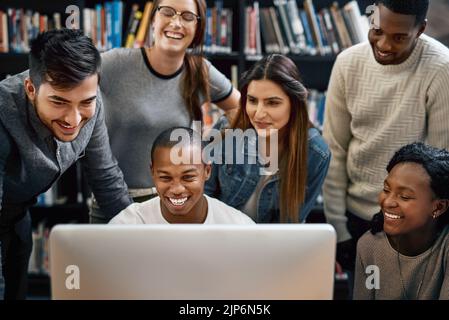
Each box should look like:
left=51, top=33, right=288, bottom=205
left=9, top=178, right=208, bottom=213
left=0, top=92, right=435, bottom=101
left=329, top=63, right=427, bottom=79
left=110, top=127, right=254, bottom=225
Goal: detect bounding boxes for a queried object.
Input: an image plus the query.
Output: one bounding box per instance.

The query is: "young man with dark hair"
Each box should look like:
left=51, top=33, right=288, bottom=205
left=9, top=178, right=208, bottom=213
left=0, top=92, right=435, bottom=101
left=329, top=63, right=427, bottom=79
left=323, top=0, right=449, bottom=282
left=0, top=29, right=132, bottom=299
left=110, top=127, right=254, bottom=225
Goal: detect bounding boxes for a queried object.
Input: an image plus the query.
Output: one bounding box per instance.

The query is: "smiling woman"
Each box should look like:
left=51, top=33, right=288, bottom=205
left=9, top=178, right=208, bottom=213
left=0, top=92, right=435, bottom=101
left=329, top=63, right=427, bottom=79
left=354, top=143, right=449, bottom=300
left=94, top=0, right=240, bottom=222
left=205, top=54, right=331, bottom=224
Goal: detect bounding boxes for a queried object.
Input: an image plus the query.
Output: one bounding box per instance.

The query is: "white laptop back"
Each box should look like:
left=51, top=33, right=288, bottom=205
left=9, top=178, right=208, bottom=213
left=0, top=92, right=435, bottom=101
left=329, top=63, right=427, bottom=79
left=49, top=224, right=336, bottom=300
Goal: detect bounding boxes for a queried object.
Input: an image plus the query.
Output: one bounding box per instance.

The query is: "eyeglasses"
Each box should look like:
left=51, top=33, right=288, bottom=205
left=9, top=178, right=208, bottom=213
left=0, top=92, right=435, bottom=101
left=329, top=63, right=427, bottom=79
left=157, top=6, right=200, bottom=25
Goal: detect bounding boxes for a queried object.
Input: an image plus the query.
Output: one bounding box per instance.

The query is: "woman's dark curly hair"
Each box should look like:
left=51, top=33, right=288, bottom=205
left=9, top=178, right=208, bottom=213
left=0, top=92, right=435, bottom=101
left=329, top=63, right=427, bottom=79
left=371, top=142, right=449, bottom=234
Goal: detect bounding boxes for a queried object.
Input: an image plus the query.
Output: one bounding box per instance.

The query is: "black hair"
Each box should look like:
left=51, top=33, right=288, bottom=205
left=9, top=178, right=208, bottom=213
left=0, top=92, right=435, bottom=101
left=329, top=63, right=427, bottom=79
left=371, top=142, right=449, bottom=234
left=151, top=127, right=205, bottom=164
left=29, top=29, right=101, bottom=90
left=376, top=0, right=429, bottom=25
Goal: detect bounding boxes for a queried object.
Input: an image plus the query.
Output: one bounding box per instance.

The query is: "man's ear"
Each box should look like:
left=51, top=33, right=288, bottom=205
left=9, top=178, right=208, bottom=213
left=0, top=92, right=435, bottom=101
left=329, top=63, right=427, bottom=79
left=24, top=78, right=37, bottom=101
left=204, top=163, right=212, bottom=181
left=417, top=19, right=427, bottom=37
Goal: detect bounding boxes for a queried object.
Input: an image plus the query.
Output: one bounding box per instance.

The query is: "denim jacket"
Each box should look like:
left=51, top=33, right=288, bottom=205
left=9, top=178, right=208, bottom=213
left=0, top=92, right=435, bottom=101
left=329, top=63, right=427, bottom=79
left=204, top=116, right=331, bottom=222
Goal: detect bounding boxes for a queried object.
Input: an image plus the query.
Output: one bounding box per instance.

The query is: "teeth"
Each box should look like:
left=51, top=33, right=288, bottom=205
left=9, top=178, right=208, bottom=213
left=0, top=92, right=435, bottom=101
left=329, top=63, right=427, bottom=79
left=384, top=212, right=403, bottom=220
left=60, top=123, right=75, bottom=129
left=377, top=50, right=392, bottom=57
left=165, top=31, right=183, bottom=39
left=169, top=197, right=188, bottom=206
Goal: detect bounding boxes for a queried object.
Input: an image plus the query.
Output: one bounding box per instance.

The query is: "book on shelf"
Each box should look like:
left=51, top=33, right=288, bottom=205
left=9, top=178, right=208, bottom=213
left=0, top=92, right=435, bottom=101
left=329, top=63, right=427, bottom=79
left=304, top=0, right=325, bottom=55
left=321, top=8, right=340, bottom=54
left=330, top=2, right=353, bottom=49
left=286, top=0, right=307, bottom=54
left=299, top=8, right=317, bottom=55
left=231, top=64, right=238, bottom=88
left=307, top=89, right=326, bottom=130
left=0, top=10, right=9, bottom=53
left=124, top=4, right=142, bottom=48
left=215, top=0, right=223, bottom=53
left=82, top=0, right=124, bottom=51
left=204, top=0, right=233, bottom=54
left=244, top=5, right=255, bottom=55
left=28, top=221, right=50, bottom=276
left=133, top=1, right=153, bottom=48
left=343, top=0, right=369, bottom=44
left=274, top=0, right=297, bottom=54
left=247, top=0, right=369, bottom=57
left=254, top=2, right=262, bottom=57
left=269, top=6, right=289, bottom=54
left=316, top=11, right=330, bottom=54
left=259, top=7, right=279, bottom=53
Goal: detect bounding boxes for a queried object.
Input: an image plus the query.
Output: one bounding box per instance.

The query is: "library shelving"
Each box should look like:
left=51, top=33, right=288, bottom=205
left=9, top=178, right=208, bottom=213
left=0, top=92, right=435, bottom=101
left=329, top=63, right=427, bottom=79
left=1, top=0, right=373, bottom=85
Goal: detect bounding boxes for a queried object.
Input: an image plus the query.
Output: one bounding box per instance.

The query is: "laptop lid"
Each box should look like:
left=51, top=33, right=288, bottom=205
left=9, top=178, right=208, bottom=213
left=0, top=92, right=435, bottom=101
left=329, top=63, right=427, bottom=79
left=50, top=224, right=336, bottom=300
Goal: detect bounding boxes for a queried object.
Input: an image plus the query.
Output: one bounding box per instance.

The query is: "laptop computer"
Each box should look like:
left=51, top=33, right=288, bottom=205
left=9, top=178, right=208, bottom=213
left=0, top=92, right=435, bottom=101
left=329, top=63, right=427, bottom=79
left=49, top=224, right=336, bottom=300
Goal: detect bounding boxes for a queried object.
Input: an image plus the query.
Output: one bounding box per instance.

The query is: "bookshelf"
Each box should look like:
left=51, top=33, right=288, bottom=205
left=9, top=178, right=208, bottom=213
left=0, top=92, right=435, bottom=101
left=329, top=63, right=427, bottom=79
left=1, top=0, right=371, bottom=85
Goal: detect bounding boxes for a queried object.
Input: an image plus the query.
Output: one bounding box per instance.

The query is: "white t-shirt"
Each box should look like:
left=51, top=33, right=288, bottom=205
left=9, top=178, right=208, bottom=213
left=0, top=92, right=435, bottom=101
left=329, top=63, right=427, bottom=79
left=109, top=195, right=255, bottom=225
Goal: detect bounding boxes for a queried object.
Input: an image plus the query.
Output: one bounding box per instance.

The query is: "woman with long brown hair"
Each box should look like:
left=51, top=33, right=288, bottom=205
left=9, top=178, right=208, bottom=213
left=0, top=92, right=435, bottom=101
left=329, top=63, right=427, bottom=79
left=93, top=0, right=239, bottom=222
left=205, top=54, right=330, bottom=223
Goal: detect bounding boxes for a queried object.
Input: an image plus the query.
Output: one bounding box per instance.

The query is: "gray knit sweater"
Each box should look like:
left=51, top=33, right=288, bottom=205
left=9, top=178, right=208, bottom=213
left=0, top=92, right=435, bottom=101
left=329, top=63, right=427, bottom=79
left=354, top=225, right=449, bottom=300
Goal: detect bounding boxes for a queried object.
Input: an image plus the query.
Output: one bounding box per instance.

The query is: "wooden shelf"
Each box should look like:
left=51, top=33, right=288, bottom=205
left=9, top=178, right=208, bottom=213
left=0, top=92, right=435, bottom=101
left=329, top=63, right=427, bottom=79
left=0, top=52, right=29, bottom=76
left=205, top=52, right=240, bottom=61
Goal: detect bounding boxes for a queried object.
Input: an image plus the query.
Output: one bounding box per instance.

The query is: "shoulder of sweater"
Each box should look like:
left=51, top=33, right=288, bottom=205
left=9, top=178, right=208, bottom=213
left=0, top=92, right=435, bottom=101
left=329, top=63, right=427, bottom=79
left=101, top=47, right=142, bottom=67
left=0, top=71, right=28, bottom=119
left=417, top=35, right=449, bottom=73
left=420, top=34, right=449, bottom=58
left=357, top=229, right=384, bottom=254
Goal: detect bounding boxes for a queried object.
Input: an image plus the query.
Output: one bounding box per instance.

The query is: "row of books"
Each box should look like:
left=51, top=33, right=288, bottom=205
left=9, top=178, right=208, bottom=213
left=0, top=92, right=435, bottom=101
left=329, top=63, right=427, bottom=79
left=0, top=8, right=62, bottom=53
left=0, top=1, right=137, bottom=53
left=82, top=0, right=125, bottom=51
left=204, top=0, right=233, bottom=54
left=307, top=89, right=326, bottom=130
left=245, top=0, right=369, bottom=56
left=0, top=1, right=126, bottom=53
left=28, top=221, right=50, bottom=275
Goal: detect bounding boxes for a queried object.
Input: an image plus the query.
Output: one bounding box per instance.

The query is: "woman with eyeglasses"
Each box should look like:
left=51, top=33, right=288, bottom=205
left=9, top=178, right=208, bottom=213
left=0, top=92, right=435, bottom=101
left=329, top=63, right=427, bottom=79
left=93, top=0, right=240, bottom=222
